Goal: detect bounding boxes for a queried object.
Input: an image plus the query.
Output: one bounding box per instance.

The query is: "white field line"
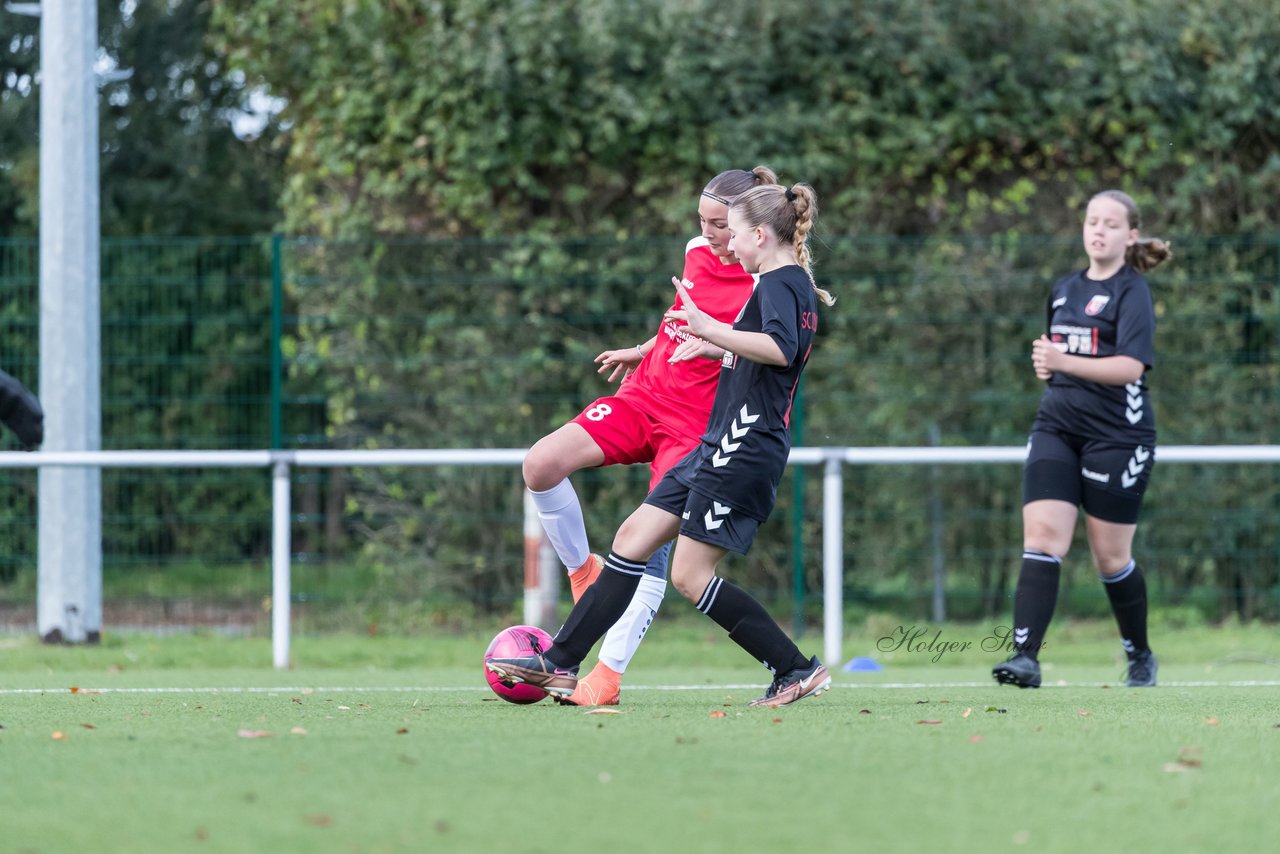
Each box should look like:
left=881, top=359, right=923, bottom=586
left=2, top=680, right=1280, bottom=696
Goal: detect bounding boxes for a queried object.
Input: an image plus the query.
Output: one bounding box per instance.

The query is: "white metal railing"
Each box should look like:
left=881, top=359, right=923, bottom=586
left=3, top=445, right=1280, bottom=670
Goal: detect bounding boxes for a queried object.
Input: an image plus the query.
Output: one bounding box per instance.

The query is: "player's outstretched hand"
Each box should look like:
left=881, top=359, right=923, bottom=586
left=595, top=346, right=644, bottom=383
left=664, top=277, right=720, bottom=341
left=0, top=369, right=43, bottom=450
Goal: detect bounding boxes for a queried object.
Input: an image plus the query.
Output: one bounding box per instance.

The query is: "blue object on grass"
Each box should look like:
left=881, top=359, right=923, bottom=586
left=842, top=656, right=883, bottom=673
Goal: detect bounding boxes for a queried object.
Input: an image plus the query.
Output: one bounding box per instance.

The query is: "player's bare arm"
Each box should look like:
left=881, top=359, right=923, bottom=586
left=665, top=278, right=786, bottom=366
left=1032, top=334, right=1144, bottom=385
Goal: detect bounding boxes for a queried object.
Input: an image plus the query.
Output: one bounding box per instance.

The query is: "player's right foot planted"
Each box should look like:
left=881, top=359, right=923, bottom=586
left=485, top=654, right=579, bottom=697
left=992, top=652, right=1042, bottom=688
left=569, top=553, right=603, bottom=604
left=1124, top=648, right=1158, bottom=687
left=558, top=660, right=621, bottom=707
left=748, top=656, right=831, bottom=708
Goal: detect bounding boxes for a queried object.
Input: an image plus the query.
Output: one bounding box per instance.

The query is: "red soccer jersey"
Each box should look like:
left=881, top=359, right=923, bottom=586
left=618, top=237, right=757, bottom=438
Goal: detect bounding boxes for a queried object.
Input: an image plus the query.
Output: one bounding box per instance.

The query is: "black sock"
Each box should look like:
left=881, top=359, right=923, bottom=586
left=1102, top=560, right=1149, bottom=654
left=1012, top=549, right=1061, bottom=659
left=547, top=552, right=645, bottom=667
left=697, top=575, right=808, bottom=675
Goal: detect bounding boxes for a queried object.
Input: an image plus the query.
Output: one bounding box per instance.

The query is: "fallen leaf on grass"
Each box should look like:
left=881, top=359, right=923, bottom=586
left=859, top=709, right=872, bottom=715
left=80, top=723, right=96, bottom=730
left=396, top=728, right=409, bottom=735
left=1205, top=717, right=1220, bottom=726
left=962, top=707, right=972, bottom=718
left=1078, top=710, right=1091, bottom=717
left=1164, top=747, right=1203, bottom=771
left=51, top=731, right=66, bottom=740
left=708, top=710, right=727, bottom=718
left=772, top=718, right=783, bottom=724
left=917, top=720, right=943, bottom=725
left=304, top=814, right=333, bottom=828
left=289, top=727, right=307, bottom=735
left=970, top=735, right=983, bottom=743
left=584, top=708, right=622, bottom=715
left=237, top=729, right=273, bottom=739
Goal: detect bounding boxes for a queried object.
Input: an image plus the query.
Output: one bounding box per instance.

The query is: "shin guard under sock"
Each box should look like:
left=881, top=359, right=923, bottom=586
left=697, top=575, right=807, bottom=675
left=1012, top=549, right=1061, bottom=659
left=1102, top=560, right=1149, bottom=654
left=548, top=552, right=645, bottom=667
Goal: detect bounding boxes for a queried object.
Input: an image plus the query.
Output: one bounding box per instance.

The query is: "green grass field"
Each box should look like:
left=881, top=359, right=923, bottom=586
left=3, top=618, right=1279, bottom=853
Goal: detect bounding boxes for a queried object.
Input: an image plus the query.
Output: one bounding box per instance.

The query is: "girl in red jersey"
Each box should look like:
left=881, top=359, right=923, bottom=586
left=522, top=166, right=777, bottom=706
left=492, top=181, right=836, bottom=709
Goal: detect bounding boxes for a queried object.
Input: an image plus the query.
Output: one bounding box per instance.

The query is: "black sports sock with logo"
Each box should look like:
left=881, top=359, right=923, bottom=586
left=547, top=552, right=645, bottom=667
left=697, top=575, right=808, bottom=675
left=1102, top=560, right=1149, bottom=654
left=1011, top=549, right=1061, bottom=659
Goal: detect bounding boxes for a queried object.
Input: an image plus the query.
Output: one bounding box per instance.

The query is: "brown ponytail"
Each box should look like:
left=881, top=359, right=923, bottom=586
left=730, top=183, right=835, bottom=306
left=1092, top=189, right=1172, bottom=272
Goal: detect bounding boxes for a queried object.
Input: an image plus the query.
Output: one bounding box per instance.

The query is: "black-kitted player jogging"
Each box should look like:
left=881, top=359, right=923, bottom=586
left=994, top=190, right=1171, bottom=689
left=489, top=181, right=837, bottom=708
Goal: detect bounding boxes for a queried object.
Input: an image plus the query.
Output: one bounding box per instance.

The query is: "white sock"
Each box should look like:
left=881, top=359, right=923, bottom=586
left=529, top=480, right=590, bottom=571
left=598, top=572, right=667, bottom=673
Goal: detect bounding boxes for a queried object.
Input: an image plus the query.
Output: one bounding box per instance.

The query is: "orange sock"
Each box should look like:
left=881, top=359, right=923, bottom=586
left=569, top=554, right=602, bottom=603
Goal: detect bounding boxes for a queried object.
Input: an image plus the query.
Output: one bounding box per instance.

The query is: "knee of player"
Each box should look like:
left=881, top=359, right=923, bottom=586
left=1022, top=520, right=1073, bottom=558
left=1024, top=536, right=1071, bottom=561
left=1091, top=550, right=1133, bottom=577
left=669, top=563, right=708, bottom=602
left=522, top=448, right=564, bottom=491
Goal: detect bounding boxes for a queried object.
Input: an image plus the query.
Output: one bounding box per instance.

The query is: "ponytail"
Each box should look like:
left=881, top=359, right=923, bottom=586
left=1091, top=189, right=1172, bottom=273
left=731, top=183, right=835, bottom=306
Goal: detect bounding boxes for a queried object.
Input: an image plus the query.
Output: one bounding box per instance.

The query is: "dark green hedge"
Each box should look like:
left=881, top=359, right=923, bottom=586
left=216, top=0, right=1280, bottom=237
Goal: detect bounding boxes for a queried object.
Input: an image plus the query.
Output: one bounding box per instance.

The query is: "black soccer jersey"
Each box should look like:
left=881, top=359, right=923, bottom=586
left=1032, top=264, right=1156, bottom=443
left=676, top=264, right=818, bottom=521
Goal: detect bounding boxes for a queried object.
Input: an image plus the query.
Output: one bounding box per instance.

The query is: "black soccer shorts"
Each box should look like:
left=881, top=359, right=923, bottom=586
left=1023, top=429, right=1155, bottom=524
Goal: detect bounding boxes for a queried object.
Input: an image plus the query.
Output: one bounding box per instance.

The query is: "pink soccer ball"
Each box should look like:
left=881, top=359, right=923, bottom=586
left=483, top=624, right=555, bottom=704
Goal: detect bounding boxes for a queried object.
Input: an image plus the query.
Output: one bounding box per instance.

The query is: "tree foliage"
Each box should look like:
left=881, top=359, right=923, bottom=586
left=214, top=0, right=1280, bottom=238
left=208, top=0, right=1280, bottom=619
left=0, top=0, right=283, bottom=237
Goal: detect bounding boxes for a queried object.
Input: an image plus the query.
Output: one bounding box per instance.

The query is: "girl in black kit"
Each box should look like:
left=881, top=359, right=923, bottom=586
left=489, top=182, right=837, bottom=708
left=993, top=190, right=1171, bottom=689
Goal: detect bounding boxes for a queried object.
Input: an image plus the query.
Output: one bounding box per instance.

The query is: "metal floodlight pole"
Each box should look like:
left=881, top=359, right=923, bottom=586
left=37, top=0, right=102, bottom=643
